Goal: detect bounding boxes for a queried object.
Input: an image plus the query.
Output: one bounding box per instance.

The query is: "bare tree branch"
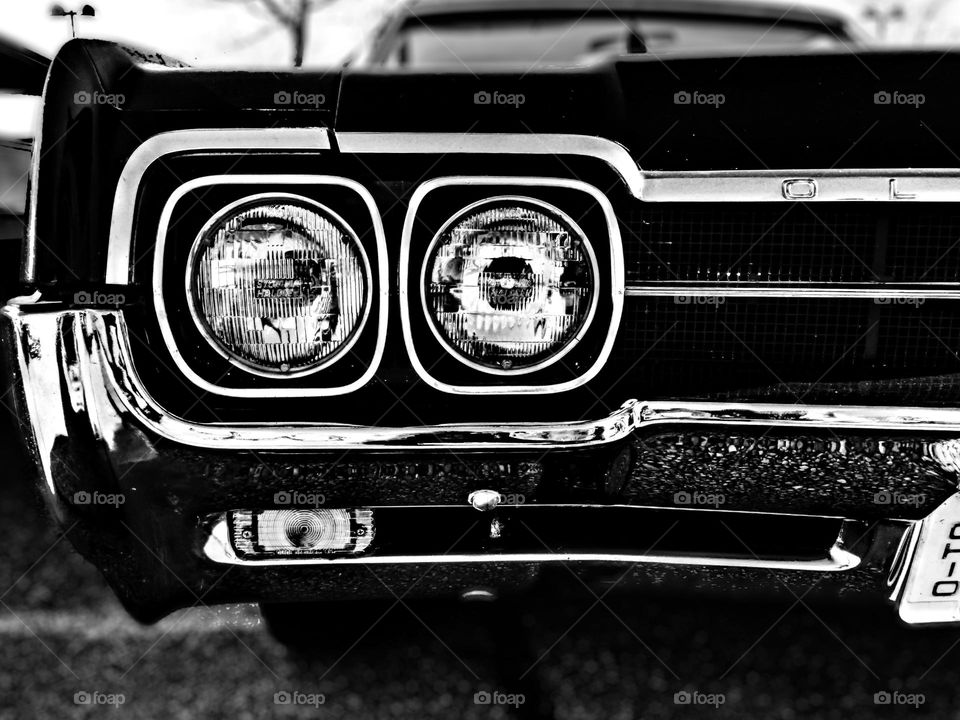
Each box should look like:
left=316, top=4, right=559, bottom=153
left=215, top=0, right=339, bottom=66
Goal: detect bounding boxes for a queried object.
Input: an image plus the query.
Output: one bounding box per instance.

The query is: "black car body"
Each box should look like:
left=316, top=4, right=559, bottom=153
left=6, top=1, right=960, bottom=628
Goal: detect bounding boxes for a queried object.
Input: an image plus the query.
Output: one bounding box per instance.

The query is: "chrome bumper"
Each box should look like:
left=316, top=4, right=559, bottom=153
left=10, top=302, right=960, bottom=452
left=5, top=300, right=960, bottom=624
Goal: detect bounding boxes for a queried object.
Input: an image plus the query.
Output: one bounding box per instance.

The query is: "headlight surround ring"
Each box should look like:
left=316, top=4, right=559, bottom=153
left=420, top=195, right=600, bottom=375
left=185, top=192, right=373, bottom=378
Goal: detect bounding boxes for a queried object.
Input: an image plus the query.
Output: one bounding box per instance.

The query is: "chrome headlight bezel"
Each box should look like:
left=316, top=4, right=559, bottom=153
left=184, top=192, right=374, bottom=379
left=419, top=195, right=600, bottom=375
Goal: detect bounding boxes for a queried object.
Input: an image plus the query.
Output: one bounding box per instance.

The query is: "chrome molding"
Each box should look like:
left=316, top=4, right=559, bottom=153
left=400, top=176, right=625, bottom=395
left=202, top=507, right=864, bottom=572
left=625, top=285, right=960, bottom=299
left=336, top=132, right=645, bottom=195
left=106, top=128, right=331, bottom=285
left=641, top=168, right=960, bottom=203
left=636, top=403, right=960, bottom=433
left=154, top=177, right=388, bottom=398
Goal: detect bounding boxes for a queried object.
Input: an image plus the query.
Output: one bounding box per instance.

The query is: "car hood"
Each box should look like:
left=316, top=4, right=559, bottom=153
left=41, top=40, right=960, bottom=173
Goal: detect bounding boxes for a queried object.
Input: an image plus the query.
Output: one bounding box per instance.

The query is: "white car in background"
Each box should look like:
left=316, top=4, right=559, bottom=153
left=0, top=37, right=46, bottom=293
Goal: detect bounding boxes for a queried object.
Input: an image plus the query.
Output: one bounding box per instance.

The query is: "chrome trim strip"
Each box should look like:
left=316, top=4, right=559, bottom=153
left=106, top=128, right=330, bottom=285
left=625, top=285, right=960, bottom=299
left=202, top=509, right=863, bottom=571
left=335, top=132, right=645, bottom=195
left=637, top=403, right=960, bottom=432
left=154, top=177, right=388, bottom=398
left=400, top=176, right=625, bottom=395
left=641, top=169, right=960, bottom=203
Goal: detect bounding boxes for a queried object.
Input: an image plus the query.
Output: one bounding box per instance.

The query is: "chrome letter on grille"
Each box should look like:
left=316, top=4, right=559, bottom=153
left=890, top=179, right=918, bottom=200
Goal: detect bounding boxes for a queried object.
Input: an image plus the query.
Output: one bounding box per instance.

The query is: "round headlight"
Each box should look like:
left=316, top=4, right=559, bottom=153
left=187, top=194, right=371, bottom=377
left=422, top=197, right=597, bottom=373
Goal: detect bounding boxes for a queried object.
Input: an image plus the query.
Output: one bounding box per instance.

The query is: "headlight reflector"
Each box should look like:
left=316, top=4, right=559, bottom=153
left=187, top=194, right=370, bottom=376
left=422, top=197, right=597, bottom=372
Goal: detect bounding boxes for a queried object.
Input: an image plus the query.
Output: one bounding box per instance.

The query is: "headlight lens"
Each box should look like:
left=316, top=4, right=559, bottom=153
left=423, top=197, right=597, bottom=372
left=187, top=195, right=370, bottom=376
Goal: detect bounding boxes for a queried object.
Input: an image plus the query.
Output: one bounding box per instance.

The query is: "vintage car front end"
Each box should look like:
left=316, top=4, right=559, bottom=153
left=9, top=39, right=960, bottom=627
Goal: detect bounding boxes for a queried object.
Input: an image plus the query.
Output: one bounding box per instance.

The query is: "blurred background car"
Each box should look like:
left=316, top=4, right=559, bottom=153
left=0, top=36, right=46, bottom=296
left=352, top=0, right=866, bottom=68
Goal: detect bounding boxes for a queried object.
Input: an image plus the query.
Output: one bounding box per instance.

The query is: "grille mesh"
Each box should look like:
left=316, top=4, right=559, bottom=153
left=620, top=298, right=960, bottom=371
left=625, top=203, right=960, bottom=284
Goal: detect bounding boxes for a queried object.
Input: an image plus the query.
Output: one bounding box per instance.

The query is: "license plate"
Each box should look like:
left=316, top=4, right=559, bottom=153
left=898, top=494, right=960, bottom=624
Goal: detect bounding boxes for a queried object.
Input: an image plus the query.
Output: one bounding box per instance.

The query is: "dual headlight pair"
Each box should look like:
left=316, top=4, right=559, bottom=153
left=188, top=193, right=597, bottom=378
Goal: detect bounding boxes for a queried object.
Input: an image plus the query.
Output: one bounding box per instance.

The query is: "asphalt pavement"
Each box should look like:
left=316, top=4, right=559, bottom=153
left=1, top=430, right=959, bottom=719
